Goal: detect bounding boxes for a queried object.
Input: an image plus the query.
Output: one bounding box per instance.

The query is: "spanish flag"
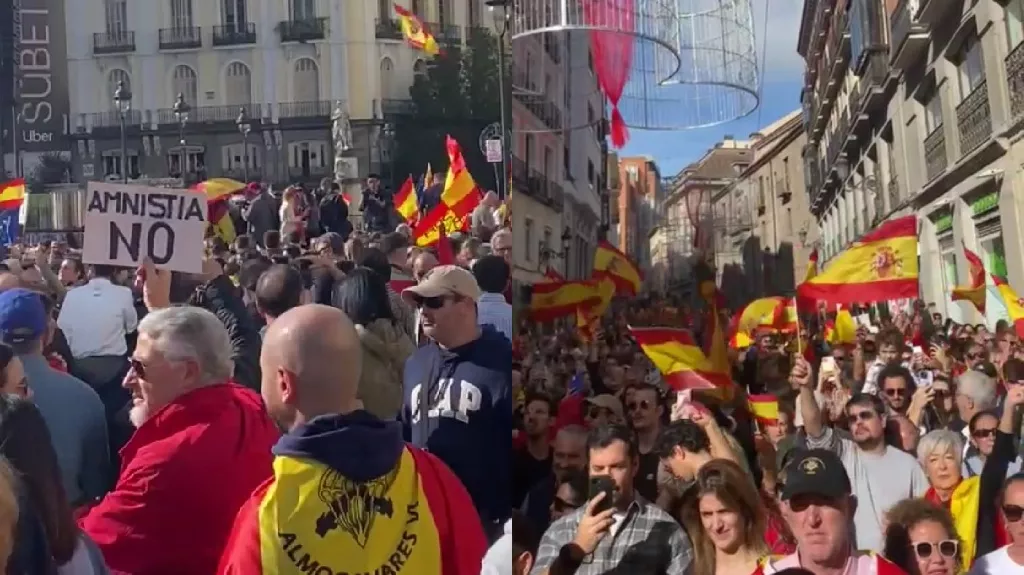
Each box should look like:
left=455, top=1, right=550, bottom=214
left=0, top=179, right=25, bottom=246
left=394, top=175, right=418, bottom=223
left=394, top=3, right=440, bottom=56
left=630, top=327, right=732, bottom=391
left=804, top=248, right=819, bottom=282
left=543, top=267, right=564, bottom=282
left=576, top=305, right=597, bottom=343
left=413, top=136, right=481, bottom=246
left=747, top=394, right=780, bottom=425
left=194, top=178, right=245, bottom=244
left=994, top=275, right=1024, bottom=338
left=734, top=296, right=796, bottom=335
left=951, top=242, right=987, bottom=314
left=217, top=446, right=486, bottom=575
left=797, top=215, right=918, bottom=306
left=530, top=280, right=600, bottom=322
left=825, top=308, right=857, bottom=346
left=729, top=331, right=753, bottom=350
left=592, top=241, right=643, bottom=296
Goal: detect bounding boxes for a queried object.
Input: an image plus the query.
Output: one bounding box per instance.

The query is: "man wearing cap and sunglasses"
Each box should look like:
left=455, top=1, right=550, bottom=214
left=400, top=265, right=513, bottom=542
left=754, top=448, right=907, bottom=575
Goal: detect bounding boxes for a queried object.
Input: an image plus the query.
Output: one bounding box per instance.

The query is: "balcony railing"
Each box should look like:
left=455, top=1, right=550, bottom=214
left=93, top=31, right=135, bottom=54
left=88, top=110, right=143, bottom=128
left=154, top=103, right=262, bottom=125
left=526, top=168, right=564, bottom=209
left=924, top=126, right=947, bottom=182
left=158, top=26, right=202, bottom=50
left=375, top=18, right=402, bottom=40
left=956, top=81, right=992, bottom=158
left=511, top=155, right=529, bottom=191
left=889, top=0, right=929, bottom=68
left=213, top=23, right=257, bottom=46
left=511, top=62, right=538, bottom=93
left=515, top=93, right=563, bottom=131
left=1007, top=41, right=1024, bottom=121
left=279, top=17, right=327, bottom=42
left=381, top=98, right=415, bottom=115
left=279, top=101, right=332, bottom=118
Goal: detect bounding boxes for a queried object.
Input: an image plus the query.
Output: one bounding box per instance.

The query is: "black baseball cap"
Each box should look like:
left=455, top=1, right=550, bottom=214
left=780, top=448, right=851, bottom=501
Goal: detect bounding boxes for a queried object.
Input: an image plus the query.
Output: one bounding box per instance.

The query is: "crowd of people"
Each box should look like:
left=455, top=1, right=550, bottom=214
left=512, top=297, right=1024, bottom=574
left=0, top=173, right=514, bottom=574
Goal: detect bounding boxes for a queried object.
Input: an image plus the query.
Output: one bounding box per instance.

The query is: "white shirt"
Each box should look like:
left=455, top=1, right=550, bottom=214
left=58, top=278, right=138, bottom=358
left=477, top=292, right=512, bottom=341
left=969, top=546, right=1024, bottom=574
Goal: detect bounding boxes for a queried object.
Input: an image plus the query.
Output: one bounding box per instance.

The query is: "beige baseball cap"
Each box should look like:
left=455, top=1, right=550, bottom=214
left=585, top=394, right=625, bottom=420
left=402, top=265, right=482, bottom=303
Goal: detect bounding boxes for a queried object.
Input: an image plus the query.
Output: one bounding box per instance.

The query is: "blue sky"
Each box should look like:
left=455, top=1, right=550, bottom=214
left=621, top=0, right=807, bottom=175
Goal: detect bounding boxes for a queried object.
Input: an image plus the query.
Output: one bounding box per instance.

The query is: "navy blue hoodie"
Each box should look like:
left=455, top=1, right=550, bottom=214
left=274, top=411, right=405, bottom=482
left=401, top=326, right=512, bottom=525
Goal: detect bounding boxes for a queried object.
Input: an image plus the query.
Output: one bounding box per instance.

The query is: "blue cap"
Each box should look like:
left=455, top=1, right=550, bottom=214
left=0, top=289, right=47, bottom=345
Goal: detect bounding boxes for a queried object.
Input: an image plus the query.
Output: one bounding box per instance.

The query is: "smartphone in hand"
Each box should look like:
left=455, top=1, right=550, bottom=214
left=589, top=476, right=616, bottom=515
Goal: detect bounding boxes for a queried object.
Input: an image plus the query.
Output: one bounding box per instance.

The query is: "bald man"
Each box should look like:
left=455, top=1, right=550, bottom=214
left=218, top=304, right=487, bottom=575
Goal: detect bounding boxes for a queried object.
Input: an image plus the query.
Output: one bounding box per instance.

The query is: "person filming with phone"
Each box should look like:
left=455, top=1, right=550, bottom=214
left=531, top=424, right=693, bottom=574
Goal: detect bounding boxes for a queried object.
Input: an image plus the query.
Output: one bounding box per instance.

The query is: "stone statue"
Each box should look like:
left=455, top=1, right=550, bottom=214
left=331, top=100, right=353, bottom=152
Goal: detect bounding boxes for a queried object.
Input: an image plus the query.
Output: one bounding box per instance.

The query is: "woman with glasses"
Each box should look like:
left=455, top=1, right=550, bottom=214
left=548, top=471, right=587, bottom=524
left=679, top=459, right=768, bottom=575
left=963, top=411, right=1023, bottom=479
left=883, top=498, right=960, bottom=575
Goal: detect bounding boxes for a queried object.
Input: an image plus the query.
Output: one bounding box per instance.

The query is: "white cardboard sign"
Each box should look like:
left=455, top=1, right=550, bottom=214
left=83, top=182, right=207, bottom=274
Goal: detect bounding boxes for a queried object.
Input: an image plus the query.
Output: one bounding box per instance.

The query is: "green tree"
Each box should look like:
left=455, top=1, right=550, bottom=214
left=391, top=28, right=505, bottom=193
left=27, top=153, right=71, bottom=193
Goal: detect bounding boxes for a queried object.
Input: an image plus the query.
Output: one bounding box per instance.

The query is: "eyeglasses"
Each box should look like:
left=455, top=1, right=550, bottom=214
left=967, top=352, right=984, bottom=360
left=972, top=428, right=997, bottom=439
left=627, top=400, right=652, bottom=412
left=1003, top=504, right=1024, bottom=522
left=912, top=540, right=959, bottom=559
left=128, top=357, right=147, bottom=379
left=847, top=410, right=877, bottom=425
left=884, top=388, right=907, bottom=397
left=410, top=295, right=451, bottom=309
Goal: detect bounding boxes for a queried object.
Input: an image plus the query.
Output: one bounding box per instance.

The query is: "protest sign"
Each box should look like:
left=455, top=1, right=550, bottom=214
left=83, top=182, right=207, bottom=273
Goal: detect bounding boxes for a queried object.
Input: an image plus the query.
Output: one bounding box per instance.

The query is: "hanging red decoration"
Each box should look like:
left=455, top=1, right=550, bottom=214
left=582, top=0, right=635, bottom=149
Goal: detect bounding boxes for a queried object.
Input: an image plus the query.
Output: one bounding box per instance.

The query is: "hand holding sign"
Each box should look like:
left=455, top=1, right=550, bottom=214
left=140, top=258, right=172, bottom=311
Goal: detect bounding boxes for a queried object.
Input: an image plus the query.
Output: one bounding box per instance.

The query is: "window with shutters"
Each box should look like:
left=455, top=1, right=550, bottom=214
left=223, top=144, right=261, bottom=169
left=224, top=62, right=252, bottom=104
left=293, top=58, right=320, bottom=102
left=222, top=0, right=247, bottom=29
left=289, top=0, right=315, bottom=20
left=105, top=0, right=127, bottom=35
left=170, top=0, right=193, bottom=29
left=171, top=65, right=198, bottom=107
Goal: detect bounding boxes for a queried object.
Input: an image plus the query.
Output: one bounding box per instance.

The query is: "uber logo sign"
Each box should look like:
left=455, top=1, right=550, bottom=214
left=16, top=0, right=69, bottom=153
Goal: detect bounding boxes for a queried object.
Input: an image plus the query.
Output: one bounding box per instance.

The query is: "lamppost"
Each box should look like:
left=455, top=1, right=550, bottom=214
left=561, top=226, right=572, bottom=277
left=172, top=93, right=190, bottom=180
left=113, top=80, right=132, bottom=183
left=236, top=107, right=252, bottom=183
left=486, top=0, right=509, bottom=199
left=380, top=122, right=395, bottom=188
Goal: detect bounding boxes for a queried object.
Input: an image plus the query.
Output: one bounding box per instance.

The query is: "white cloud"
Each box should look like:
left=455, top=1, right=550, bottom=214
left=753, top=0, right=806, bottom=81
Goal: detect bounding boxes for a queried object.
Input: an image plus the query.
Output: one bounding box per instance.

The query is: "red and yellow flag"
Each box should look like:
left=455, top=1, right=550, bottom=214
left=804, top=248, right=819, bottom=283
left=734, top=296, right=797, bottom=336
left=194, top=178, right=245, bottom=244
left=394, top=175, right=418, bottom=224
left=530, top=280, right=600, bottom=322
left=825, top=308, right=857, bottom=346
left=412, top=136, right=481, bottom=246
left=576, top=305, right=597, bottom=344
left=951, top=242, right=987, bottom=314
left=994, top=275, right=1024, bottom=338
left=629, top=327, right=732, bottom=391
left=0, top=178, right=25, bottom=212
left=592, top=241, right=643, bottom=296
left=797, top=215, right=918, bottom=306
left=393, top=4, right=440, bottom=56
left=747, top=394, right=780, bottom=425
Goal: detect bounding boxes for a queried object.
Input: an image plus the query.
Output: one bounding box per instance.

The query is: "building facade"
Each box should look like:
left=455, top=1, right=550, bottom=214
left=63, top=0, right=488, bottom=188
left=799, top=0, right=1024, bottom=326
left=616, top=156, right=662, bottom=270
left=711, top=112, right=818, bottom=306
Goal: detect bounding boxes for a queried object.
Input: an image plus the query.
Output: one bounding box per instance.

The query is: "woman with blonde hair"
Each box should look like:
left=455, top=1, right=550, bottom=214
left=883, top=498, right=961, bottom=575
left=679, top=459, right=769, bottom=575
left=279, top=185, right=308, bottom=242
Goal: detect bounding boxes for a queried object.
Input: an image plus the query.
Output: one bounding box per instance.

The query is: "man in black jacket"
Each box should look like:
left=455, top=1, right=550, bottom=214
left=318, top=181, right=352, bottom=240
left=360, top=174, right=392, bottom=234
left=243, top=185, right=281, bottom=247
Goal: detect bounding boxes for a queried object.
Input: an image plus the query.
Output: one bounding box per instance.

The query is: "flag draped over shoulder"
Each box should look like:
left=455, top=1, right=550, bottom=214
left=195, top=178, right=245, bottom=244
left=630, top=327, right=732, bottom=391
left=394, top=3, right=440, bottom=55
left=394, top=176, right=418, bottom=223
left=530, top=280, right=600, bottom=322
left=412, top=136, right=481, bottom=246
left=0, top=179, right=25, bottom=247
left=797, top=215, right=919, bottom=306
left=994, top=275, right=1024, bottom=338
left=951, top=242, right=987, bottom=314
left=592, top=241, right=642, bottom=296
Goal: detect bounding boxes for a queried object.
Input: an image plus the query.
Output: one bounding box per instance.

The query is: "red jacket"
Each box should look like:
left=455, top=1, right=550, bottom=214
left=80, top=383, right=278, bottom=575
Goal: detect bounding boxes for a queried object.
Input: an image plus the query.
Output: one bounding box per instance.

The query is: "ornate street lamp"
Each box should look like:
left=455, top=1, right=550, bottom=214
left=236, top=107, right=252, bottom=183
left=486, top=0, right=510, bottom=198
left=113, top=80, right=132, bottom=183
left=173, top=93, right=190, bottom=145
left=561, top=226, right=573, bottom=277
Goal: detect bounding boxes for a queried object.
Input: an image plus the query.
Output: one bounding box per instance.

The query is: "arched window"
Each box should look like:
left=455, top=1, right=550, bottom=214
left=293, top=58, right=319, bottom=102
left=380, top=57, right=394, bottom=99
left=107, top=69, right=131, bottom=111
left=171, top=65, right=198, bottom=107
left=224, top=61, right=252, bottom=104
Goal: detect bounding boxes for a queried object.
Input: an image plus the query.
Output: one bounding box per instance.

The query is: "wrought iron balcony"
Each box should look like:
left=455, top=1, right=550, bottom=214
left=924, top=126, right=947, bottom=182
left=956, top=81, right=992, bottom=158
left=511, top=62, right=538, bottom=93
left=93, top=31, right=135, bottom=54
left=89, top=110, right=143, bottom=128
left=825, top=9, right=851, bottom=84
left=890, top=0, right=929, bottom=70
left=155, top=103, right=262, bottom=124
left=278, top=100, right=332, bottom=118
left=213, top=23, right=256, bottom=46
left=1007, top=41, right=1024, bottom=122
left=278, top=17, right=327, bottom=42
left=159, top=26, right=201, bottom=50
left=515, top=93, right=563, bottom=132
left=375, top=18, right=402, bottom=40
left=381, top=98, right=415, bottom=116
left=511, top=155, right=529, bottom=191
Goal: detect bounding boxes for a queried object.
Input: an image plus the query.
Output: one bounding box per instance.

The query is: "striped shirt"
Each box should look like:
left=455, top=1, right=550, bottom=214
left=477, top=292, right=512, bottom=341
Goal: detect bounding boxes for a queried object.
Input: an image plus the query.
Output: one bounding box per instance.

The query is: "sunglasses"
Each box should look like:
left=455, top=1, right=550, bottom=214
left=587, top=407, right=613, bottom=419
left=128, top=357, right=147, bottom=380
left=627, top=400, right=652, bottom=412
left=1003, top=504, right=1024, bottom=522
left=884, top=388, right=907, bottom=397
left=972, top=428, right=997, bottom=439
left=410, top=295, right=450, bottom=309
left=967, top=352, right=984, bottom=360
left=847, top=411, right=877, bottom=425
left=912, top=540, right=959, bottom=559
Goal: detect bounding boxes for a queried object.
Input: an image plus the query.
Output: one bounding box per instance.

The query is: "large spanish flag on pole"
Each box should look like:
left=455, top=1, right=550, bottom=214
left=592, top=241, right=643, bottom=296
left=412, top=136, right=481, bottom=246
left=393, top=3, right=440, bottom=56
left=951, top=242, right=987, bottom=314
left=797, top=215, right=919, bottom=306
left=993, top=275, right=1024, bottom=338
left=530, top=280, right=601, bottom=322
left=629, top=327, right=732, bottom=391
